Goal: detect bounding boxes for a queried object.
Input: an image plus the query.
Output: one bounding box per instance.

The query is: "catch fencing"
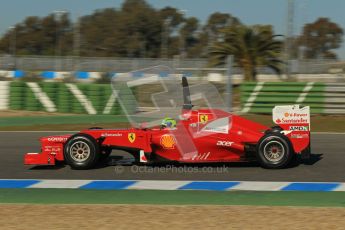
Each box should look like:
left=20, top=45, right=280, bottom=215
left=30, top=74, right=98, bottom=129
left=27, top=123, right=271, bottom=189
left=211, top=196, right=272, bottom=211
left=1, top=55, right=343, bottom=74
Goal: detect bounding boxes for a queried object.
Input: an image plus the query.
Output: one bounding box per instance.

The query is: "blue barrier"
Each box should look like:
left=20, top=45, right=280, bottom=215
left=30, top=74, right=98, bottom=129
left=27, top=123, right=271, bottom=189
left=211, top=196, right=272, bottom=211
left=75, top=71, right=90, bottom=79
left=41, top=71, right=56, bottom=79
left=13, top=70, right=25, bottom=78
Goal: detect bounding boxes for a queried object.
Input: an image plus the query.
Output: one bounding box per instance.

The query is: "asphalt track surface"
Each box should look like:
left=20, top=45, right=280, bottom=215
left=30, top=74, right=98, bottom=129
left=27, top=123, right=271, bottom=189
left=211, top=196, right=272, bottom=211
left=0, top=132, right=344, bottom=182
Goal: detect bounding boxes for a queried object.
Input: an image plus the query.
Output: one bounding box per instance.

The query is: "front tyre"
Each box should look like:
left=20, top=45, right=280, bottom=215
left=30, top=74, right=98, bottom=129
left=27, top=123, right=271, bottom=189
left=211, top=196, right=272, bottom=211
left=256, top=133, right=293, bottom=169
left=64, top=134, right=100, bottom=169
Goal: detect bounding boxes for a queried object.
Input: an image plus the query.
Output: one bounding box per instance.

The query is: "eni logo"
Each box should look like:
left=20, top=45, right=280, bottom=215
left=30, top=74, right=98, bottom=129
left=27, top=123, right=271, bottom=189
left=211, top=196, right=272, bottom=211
left=160, top=134, right=176, bottom=149
left=128, top=133, right=136, bottom=143
left=199, top=114, right=209, bottom=123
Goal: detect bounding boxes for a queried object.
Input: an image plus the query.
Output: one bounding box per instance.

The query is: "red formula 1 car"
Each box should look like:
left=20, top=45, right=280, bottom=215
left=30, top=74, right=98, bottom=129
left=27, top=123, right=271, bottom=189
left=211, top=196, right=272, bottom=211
left=24, top=77, right=311, bottom=169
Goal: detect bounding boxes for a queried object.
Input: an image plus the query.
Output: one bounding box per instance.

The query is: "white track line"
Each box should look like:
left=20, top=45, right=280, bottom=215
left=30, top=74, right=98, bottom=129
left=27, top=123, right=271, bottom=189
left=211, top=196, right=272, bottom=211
left=127, top=180, right=191, bottom=190
left=229, top=181, right=290, bottom=191
left=29, top=180, right=92, bottom=189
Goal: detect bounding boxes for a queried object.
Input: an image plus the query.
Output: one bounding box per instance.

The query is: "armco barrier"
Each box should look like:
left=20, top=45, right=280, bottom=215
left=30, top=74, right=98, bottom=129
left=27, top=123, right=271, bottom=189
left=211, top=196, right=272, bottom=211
left=0, top=81, right=136, bottom=115
left=240, top=82, right=345, bottom=114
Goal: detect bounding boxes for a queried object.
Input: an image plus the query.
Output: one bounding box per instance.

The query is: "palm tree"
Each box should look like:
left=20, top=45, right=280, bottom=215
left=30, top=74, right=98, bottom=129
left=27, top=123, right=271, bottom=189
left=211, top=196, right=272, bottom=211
left=209, top=25, right=283, bottom=81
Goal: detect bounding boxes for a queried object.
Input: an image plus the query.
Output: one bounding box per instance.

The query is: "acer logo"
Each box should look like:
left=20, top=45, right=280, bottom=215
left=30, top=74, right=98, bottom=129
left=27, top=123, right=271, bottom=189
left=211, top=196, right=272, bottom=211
left=216, top=141, right=234, bottom=147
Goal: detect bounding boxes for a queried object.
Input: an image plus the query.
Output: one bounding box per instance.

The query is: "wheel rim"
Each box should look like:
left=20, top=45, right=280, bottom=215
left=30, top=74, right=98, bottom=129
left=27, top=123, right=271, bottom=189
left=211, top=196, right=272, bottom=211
left=70, top=141, right=91, bottom=162
left=263, top=140, right=285, bottom=163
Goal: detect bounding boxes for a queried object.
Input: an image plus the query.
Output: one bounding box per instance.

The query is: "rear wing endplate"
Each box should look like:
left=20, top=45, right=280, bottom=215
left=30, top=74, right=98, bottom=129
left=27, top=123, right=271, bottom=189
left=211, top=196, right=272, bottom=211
left=272, top=105, right=310, bottom=130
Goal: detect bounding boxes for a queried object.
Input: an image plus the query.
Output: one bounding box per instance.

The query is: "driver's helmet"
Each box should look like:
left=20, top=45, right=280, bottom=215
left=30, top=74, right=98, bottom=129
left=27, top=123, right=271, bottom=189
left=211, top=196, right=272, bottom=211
left=161, top=117, right=177, bottom=128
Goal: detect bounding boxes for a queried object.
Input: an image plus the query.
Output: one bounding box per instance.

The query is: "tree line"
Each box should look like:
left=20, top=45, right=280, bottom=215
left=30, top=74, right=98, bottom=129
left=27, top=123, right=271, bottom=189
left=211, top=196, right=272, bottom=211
left=0, top=0, right=343, bottom=80
left=0, top=0, right=343, bottom=59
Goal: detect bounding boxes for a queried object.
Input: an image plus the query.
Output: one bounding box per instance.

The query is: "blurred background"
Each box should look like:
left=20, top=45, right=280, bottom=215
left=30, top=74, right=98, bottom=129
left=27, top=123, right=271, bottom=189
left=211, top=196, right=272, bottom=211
left=0, top=0, right=344, bottom=122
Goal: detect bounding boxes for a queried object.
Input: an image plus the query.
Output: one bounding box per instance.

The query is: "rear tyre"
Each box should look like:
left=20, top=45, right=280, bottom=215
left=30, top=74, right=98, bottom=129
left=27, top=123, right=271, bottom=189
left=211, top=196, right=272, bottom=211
left=64, top=134, right=100, bottom=169
left=256, top=133, right=293, bottom=169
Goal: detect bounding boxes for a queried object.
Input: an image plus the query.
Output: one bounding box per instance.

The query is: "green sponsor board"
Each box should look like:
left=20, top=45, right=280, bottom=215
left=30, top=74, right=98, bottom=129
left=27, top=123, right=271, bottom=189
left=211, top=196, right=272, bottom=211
left=8, top=82, right=136, bottom=115
left=240, top=82, right=326, bottom=114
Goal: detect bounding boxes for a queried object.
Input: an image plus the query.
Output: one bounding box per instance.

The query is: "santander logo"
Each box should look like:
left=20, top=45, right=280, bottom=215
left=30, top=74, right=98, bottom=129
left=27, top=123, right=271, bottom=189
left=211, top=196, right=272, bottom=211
left=273, top=105, right=310, bottom=125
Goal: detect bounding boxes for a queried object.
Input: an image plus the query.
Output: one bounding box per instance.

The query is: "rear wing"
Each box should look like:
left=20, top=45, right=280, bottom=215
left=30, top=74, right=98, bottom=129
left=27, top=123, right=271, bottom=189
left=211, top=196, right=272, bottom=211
left=272, top=105, right=310, bottom=131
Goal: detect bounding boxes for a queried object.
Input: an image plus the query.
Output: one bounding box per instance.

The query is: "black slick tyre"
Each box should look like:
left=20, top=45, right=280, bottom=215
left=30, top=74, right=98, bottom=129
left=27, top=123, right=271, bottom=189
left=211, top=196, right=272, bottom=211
left=256, top=133, right=293, bottom=169
left=64, top=134, right=100, bottom=169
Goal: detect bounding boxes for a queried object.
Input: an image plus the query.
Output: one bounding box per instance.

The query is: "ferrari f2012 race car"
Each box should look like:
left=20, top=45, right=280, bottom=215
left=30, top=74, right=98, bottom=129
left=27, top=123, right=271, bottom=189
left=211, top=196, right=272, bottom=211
left=24, top=77, right=311, bottom=169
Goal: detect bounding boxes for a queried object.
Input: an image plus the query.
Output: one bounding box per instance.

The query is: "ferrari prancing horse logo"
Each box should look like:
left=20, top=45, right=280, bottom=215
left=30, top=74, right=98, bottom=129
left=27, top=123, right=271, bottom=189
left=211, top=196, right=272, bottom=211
left=199, top=114, right=209, bottom=123
left=128, top=133, right=136, bottom=143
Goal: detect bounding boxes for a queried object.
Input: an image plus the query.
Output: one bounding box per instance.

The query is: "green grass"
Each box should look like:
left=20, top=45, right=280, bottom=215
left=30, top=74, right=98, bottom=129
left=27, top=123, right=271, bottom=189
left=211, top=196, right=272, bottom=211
left=0, top=115, right=128, bottom=127
left=0, top=189, right=344, bottom=207
left=0, top=115, right=130, bottom=131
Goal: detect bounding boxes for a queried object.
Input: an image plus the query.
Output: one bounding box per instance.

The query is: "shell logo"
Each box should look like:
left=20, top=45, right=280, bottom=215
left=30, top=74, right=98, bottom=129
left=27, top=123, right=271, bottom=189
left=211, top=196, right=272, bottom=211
left=160, top=134, right=176, bottom=149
